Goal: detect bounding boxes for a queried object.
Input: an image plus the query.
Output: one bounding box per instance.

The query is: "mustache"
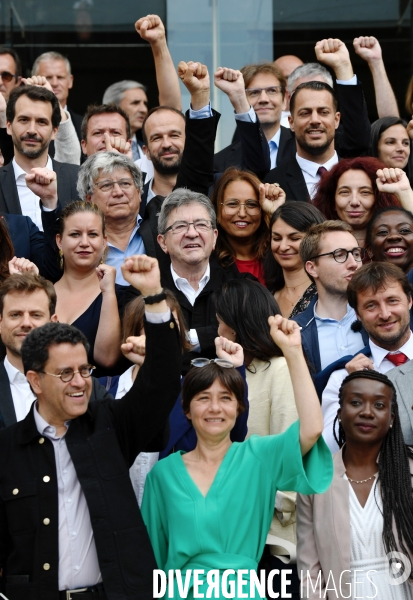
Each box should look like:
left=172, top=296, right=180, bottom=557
left=158, top=148, right=180, bottom=157
left=20, top=134, right=43, bottom=142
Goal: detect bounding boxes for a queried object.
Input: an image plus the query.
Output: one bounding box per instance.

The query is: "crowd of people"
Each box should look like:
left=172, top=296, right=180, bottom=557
left=0, top=13, right=412, bottom=600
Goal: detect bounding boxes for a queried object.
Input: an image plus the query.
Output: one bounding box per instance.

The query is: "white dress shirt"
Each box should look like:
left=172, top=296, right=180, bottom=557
left=235, top=106, right=281, bottom=169
left=322, top=331, right=413, bottom=453
left=296, top=152, right=339, bottom=199
left=171, top=263, right=210, bottom=351
left=12, top=156, right=53, bottom=231
left=115, top=365, right=159, bottom=507
left=3, top=356, right=36, bottom=421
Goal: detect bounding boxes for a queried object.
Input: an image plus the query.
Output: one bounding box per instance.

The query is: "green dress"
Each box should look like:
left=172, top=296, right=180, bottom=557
left=141, top=421, right=333, bottom=599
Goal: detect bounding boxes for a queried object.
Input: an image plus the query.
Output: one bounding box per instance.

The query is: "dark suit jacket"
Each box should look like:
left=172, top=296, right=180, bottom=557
left=0, top=318, right=181, bottom=600
left=0, top=159, right=79, bottom=215
left=66, top=106, right=83, bottom=142
left=263, top=153, right=311, bottom=201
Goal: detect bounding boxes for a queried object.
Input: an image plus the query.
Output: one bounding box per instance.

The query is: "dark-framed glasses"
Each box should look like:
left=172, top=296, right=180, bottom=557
left=0, top=71, right=17, bottom=83
left=94, top=178, right=135, bottom=193
left=245, top=86, right=284, bottom=99
left=41, top=365, right=96, bottom=383
left=309, top=247, right=366, bottom=263
left=191, top=358, right=234, bottom=369
left=162, top=219, right=213, bottom=235
left=221, top=200, right=261, bottom=215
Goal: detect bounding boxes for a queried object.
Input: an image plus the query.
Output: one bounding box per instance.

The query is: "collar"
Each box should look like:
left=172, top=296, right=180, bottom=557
left=170, top=262, right=210, bottom=287
left=12, top=155, right=53, bottom=179
left=33, top=401, right=70, bottom=439
left=3, top=356, right=27, bottom=384
left=314, top=302, right=354, bottom=323
left=295, top=152, right=338, bottom=178
left=107, top=214, right=142, bottom=249
left=146, top=178, right=156, bottom=203
left=369, top=331, right=413, bottom=369
left=116, top=365, right=135, bottom=397
left=269, top=128, right=281, bottom=148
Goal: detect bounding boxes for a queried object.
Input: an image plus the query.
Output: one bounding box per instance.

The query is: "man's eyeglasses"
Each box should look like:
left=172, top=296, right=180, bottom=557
left=41, top=365, right=96, bottom=383
left=245, top=86, right=284, bottom=99
left=309, top=247, right=366, bottom=263
left=162, top=220, right=213, bottom=235
left=191, top=358, right=234, bottom=368
left=221, top=200, right=261, bottom=215
left=94, top=178, right=135, bottom=193
left=0, top=71, right=17, bottom=83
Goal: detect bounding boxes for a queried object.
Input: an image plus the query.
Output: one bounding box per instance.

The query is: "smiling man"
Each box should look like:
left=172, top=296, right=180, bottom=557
left=318, top=262, right=413, bottom=451
left=264, top=81, right=340, bottom=201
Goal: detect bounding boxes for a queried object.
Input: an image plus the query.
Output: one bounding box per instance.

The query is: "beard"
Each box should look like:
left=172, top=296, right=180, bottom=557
left=295, top=130, right=335, bottom=157
left=149, top=150, right=182, bottom=176
left=12, top=133, right=50, bottom=159
left=366, top=317, right=411, bottom=348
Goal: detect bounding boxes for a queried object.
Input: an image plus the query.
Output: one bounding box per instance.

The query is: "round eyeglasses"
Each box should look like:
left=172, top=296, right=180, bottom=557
left=162, top=220, right=213, bottom=235
left=309, top=247, right=366, bottom=263
left=40, top=365, right=96, bottom=383
left=191, top=358, right=234, bottom=369
left=245, top=86, right=284, bottom=99
left=94, top=179, right=135, bottom=193
left=221, top=200, right=261, bottom=215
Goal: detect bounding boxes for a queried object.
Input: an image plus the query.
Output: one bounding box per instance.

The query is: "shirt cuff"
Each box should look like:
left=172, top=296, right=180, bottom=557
left=189, top=102, right=213, bottom=119
left=234, top=106, right=257, bottom=123
left=145, top=309, right=171, bottom=324
left=336, top=74, right=357, bottom=85
left=188, top=328, right=201, bottom=353
left=40, top=201, right=56, bottom=212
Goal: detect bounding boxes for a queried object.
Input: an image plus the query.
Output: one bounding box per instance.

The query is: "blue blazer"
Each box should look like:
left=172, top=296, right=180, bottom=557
left=293, top=296, right=369, bottom=377
left=99, top=365, right=249, bottom=457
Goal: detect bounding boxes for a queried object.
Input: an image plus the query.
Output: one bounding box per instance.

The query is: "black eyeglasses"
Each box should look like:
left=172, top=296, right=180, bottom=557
left=40, top=365, right=96, bottom=383
left=309, top=247, right=366, bottom=263
left=0, top=71, right=17, bottom=83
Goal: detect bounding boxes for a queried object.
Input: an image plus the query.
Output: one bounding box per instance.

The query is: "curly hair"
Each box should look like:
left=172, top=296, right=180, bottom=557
left=313, top=157, right=401, bottom=220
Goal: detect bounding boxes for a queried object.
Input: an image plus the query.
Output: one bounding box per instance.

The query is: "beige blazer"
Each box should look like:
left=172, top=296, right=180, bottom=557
left=297, top=450, right=413, bottom=599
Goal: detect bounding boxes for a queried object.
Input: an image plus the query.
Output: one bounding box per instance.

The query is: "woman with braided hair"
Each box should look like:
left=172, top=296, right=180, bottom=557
left=297, top=370, right=413, bottom=599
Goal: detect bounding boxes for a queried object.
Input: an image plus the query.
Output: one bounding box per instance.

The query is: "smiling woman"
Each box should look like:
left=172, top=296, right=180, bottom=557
left=366, top=207, right=413, bottom=273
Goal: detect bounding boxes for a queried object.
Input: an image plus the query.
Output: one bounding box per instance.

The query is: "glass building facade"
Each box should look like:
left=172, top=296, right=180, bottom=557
left=0, top=0, right=411, bottom=149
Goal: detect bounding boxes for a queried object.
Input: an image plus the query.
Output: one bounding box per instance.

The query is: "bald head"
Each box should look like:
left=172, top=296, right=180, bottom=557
left=274, top=55, right=304, bottom=78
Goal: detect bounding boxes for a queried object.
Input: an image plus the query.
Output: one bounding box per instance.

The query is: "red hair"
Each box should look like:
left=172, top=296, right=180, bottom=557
left=313, top=157, right=400, bottom=220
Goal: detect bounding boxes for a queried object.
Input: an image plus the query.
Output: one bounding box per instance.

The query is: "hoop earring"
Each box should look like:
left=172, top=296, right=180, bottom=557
left=59, top=249, right=64, bottom=270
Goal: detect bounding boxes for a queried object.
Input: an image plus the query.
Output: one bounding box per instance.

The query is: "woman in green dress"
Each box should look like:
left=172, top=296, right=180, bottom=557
left=141, top=317, right=333, bottom=600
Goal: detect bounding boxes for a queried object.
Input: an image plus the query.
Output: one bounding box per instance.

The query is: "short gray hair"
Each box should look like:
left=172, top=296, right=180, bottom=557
left=288, top=62, right=333, bottom=94
left=77, top=152, right=143, bottom=200
left=32, top=52, right=72, bottom=76
left=103, top=80, right=147, bottom=105
left=158, top=189, right=217, bottom=234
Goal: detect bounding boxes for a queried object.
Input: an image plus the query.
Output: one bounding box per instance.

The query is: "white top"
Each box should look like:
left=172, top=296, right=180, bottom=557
left=134, top=154, right=154, bottom=185
left=115, top=365, right=159, bottom=507
left=171, top=263, right=210, bottom=351
left=322, top=332, right=413, bottom=452
left=33, top=404, right=102, bottom=591
left=12, top=155, right=53, bottom=231
left=3, top=356, right=36, bottom=421
left=295, top=152, right=339, bottom=199
left=348, top=475, right=411, bottom=599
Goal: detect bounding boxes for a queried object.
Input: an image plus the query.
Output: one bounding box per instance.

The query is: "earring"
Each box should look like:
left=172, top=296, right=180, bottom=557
left=59, top=249, right=64, bottom=270
left=338, top=418, right=341, bottom=422
left=390, top=424, right=393, bottom=428
left=100, top=256, right=104, bottom=265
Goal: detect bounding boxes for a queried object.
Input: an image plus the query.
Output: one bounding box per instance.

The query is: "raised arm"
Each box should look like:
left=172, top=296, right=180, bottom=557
left=353, top=36, right=399, bottom=118
left=376, top=167, right=413, bottom=212
left=268, top=315, right=323, bottom=456
left=135, top=15, right=182, bottom=110
left=94, top=264, right=122, bottom=367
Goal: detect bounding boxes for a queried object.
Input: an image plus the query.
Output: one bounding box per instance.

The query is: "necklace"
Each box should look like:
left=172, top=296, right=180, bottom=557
left=284, top=278, right=309, bottom=290
left=346, top=473, right=377, bottom=484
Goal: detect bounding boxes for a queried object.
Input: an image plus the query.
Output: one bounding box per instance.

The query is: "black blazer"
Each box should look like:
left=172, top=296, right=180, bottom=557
left=263, top=154, right=311, bottom=202
left=0, top=159, right=79, bottom=215
left=0, top=319, right=181, bottom=600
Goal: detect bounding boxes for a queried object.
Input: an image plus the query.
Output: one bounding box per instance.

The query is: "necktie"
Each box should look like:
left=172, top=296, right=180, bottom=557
left=317, top=166, right=327, bottom=177
left=385, top=352, right=409, bottom=367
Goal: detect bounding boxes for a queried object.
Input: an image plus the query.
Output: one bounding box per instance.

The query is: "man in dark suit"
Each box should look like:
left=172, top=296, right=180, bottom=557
left=0, top=256, right=181, bottom=600
left=0, top=274, right=112, bottom=429
left=32, top=51, right=83, bottom=142
left=264, top=81, right=340, bottom=202
left=0, top=85, right=79, bottom=225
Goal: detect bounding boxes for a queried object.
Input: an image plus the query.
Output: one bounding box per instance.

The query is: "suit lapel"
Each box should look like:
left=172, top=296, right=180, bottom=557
left=0, top=360, right=17, bottom=426
left=286, top=159, right=310, bottom=202
left=0, top=162, right=22, bottom=214
left=277, top=126, right=294, bottom=165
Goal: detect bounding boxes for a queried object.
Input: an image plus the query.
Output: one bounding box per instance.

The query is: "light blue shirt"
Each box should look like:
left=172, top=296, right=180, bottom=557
left=235, top=106, right=280, bottom=168
left=314, top=303, right=364, bottom=371
left=105, top=215, right=146, bottom=285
